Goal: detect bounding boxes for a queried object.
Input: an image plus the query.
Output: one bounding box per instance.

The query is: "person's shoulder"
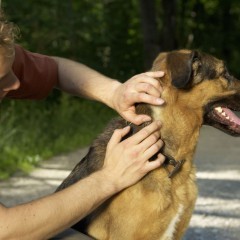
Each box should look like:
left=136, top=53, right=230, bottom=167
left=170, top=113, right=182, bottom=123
left=14, top=44, right=50, bottom=59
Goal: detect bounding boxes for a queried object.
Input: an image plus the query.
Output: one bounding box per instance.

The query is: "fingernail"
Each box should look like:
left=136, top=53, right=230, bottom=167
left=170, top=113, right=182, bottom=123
left=156, top=98, right=164, bottom=104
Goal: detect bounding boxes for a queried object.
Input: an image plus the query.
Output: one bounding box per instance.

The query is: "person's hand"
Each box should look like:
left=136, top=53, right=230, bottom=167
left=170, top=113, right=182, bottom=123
left=112, top=71, right=165, bottom=125
left=102, top=121, right=165, bottom=191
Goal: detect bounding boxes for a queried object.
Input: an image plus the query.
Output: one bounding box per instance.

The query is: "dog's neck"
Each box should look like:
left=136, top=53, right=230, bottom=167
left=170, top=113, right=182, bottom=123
left=125, top=119, right=187, bottom=178
left=133, top=103, right=202, bottom=178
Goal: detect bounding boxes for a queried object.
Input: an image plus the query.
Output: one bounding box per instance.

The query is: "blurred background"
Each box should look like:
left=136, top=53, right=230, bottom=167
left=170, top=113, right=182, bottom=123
left=1, top=0, right=240, bottom=178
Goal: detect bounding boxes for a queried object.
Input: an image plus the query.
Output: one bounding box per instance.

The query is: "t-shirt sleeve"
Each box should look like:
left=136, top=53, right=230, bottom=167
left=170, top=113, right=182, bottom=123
left=7, top=45, right=58, bottom=99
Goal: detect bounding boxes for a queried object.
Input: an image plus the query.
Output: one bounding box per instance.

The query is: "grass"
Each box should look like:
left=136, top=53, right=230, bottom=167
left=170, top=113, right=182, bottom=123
left=0, top=94, right=116, bottom=179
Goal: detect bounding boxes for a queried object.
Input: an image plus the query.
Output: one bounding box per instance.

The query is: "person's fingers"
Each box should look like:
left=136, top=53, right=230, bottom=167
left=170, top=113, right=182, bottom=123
left=144, top=71, right=165, bottom=78
left=132, top=71, right=164, bottom=80
left=138, top=130, right=160, bottom=151
left=127, top=121, right=161, bottom=145
left=130, top=92, right=164, bottom=106
left=123, top=111, right=151, bottom=125
left=142, top=139, right=164, bottom=160
left=135, top=82, right=161, bottom=98
left=107, top=126, right=130, bottom=150
left=132, top=73, right=164, bottom=91
left=144, top=154, right=165, bottom=173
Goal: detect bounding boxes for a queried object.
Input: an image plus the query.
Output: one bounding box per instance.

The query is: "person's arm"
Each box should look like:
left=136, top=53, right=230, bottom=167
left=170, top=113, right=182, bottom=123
left=52, top=57, right=164, bottom=125
left=0, top=171, right=115, bottom=240
left=0, top=121, right=164, bottom=240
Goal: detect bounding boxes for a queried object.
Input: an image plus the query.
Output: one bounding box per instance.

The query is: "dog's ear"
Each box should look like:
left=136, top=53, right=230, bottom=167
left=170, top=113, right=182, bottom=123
left=167, top=50, right=201, bottom=89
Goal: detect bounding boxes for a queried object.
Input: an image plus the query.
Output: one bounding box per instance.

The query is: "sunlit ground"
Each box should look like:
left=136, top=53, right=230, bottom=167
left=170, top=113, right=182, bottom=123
left=0, top=127, right=239, bottom=240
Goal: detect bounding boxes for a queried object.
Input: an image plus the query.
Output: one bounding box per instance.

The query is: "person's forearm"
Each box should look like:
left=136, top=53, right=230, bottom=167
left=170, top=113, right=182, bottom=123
left=0, top=170, right=116, bottom=240
left=52, top=56, right=121, bottom=109
left=51, top=56, right=165, bottom=125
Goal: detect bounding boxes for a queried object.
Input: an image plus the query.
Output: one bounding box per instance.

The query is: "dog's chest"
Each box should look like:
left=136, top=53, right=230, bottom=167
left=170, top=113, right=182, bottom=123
left=139, top=168, right=197, bottom=240
left=160, top=204, right=184, bottom=240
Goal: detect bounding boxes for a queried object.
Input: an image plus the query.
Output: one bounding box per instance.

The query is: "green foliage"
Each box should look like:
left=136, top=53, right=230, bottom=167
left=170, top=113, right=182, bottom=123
left=175, top=0, right=240, bottom=75
left=3, top=0, right=240, bottom=75
left=1, top=0, right=240, bottom=178
left=0, top=95, right=115, bottom=179
left=3, top=0, right=144, bottom=80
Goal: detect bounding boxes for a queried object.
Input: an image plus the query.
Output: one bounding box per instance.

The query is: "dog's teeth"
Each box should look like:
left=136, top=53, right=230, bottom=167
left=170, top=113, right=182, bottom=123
left=215, top=107, right=222, bottom=113
left=221, top=112, right=226, bottom=116
left=226, top=116, right=230, bottom=120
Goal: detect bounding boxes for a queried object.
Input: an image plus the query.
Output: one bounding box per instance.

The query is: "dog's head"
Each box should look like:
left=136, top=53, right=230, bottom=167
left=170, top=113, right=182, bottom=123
left=152, top=50, right=240, bottom=137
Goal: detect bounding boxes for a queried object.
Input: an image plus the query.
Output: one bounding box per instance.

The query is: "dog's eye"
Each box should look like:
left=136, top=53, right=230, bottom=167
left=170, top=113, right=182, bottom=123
left=222, top=71, right=233, bottom=82
left=193, top=56, right=199, bottom=62
left=221, top=66, right=232, bottom=81
left=192, top=57, right=202, bottom=72
left=193, top=56, right=201, bottom=65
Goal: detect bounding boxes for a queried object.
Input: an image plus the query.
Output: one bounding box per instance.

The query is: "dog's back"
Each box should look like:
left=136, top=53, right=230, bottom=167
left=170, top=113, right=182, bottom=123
left=57, top=118, right=125, bottom=190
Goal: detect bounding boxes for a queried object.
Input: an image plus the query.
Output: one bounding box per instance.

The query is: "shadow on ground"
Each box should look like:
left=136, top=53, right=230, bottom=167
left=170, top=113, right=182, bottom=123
left=0, top=126, right=239, bottom=240
left=183, top=126, right=240, bottom=240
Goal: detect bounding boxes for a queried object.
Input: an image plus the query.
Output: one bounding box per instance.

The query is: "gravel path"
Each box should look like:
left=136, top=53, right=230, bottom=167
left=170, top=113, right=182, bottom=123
left=0, top=126, right=240, bottom=240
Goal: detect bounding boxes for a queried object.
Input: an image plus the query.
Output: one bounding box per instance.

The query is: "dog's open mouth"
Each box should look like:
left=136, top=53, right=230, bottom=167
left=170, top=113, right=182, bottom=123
left=213, top=106, right=240, bottom=133
left=204, top=100, right=240, bottom=136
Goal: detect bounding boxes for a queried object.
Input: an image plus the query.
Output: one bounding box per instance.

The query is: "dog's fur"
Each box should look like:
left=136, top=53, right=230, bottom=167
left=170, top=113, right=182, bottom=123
left=57, top=50, right=240, bottom=240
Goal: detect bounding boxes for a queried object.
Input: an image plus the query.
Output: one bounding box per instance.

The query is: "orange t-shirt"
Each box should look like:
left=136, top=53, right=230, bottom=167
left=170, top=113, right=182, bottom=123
left=7, top=45, right=58, bottom=99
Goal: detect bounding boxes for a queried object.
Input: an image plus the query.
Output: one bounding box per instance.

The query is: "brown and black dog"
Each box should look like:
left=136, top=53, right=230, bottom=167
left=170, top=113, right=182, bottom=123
left=57, top=50, right=240, bottom=240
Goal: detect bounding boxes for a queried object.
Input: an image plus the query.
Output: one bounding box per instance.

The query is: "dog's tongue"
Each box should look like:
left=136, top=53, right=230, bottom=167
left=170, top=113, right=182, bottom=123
left=222, top=107, right=240, bottom=125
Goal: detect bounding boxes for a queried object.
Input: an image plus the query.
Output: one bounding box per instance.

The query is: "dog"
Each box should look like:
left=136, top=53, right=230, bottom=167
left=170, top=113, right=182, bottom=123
left=56, top=50, right=240, bottom=240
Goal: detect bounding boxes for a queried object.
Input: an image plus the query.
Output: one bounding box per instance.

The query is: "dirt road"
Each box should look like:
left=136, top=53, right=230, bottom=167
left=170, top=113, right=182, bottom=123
left=0, top=126, right=240, bottom=240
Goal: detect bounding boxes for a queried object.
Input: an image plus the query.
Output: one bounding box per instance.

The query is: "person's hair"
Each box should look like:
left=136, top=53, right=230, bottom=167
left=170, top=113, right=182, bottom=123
left=0, top=9, right=19, bottom=55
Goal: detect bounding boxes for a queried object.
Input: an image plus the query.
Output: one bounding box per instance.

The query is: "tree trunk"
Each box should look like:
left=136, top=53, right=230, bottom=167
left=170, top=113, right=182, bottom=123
left=139, top=0, right=160, bottom=70
left=161, top=0, right=177, bottom=51
left=220, top=0, right=231, bottom=61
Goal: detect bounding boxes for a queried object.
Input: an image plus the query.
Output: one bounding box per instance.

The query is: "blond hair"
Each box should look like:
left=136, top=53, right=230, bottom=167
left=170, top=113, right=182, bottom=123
left=0, top=9, right=19, bottom=55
